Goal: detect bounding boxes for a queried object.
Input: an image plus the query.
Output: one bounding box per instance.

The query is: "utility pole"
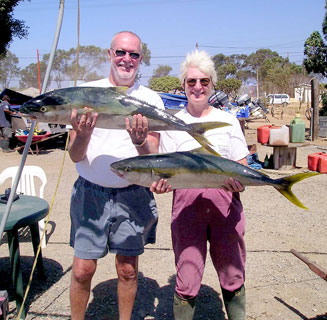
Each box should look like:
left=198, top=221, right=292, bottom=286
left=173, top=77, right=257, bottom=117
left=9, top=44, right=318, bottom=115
left=256, top=69, right=259, bottom=99
left=311, top=78, right=319, bottom=141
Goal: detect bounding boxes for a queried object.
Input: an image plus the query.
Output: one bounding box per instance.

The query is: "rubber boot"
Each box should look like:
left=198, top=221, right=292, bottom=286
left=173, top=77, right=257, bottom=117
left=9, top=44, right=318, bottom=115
left=173, top=293, right=196, bottom=320
left=221, top=285, right=246, bottom=320
left=1, top=139, right=10, bottom=152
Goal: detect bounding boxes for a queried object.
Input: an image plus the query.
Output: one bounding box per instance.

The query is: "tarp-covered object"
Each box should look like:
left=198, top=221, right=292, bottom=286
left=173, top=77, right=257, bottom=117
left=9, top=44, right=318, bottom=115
left=0, top=88, right=32, bottom=106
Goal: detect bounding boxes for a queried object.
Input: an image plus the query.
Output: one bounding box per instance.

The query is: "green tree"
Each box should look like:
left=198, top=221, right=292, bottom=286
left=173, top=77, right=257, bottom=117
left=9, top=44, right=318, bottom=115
left=148, top=76, right=182, bottom=93
left=141, top=43, right=151, bottom=66
left=0, top=50, right=20, bottom=88
left=19, top=61, right=48, bottom=89
left=65, top=46, right=108, bottom=81
left=215, top=78, right=242, bottom=97
left=244, top=49, right=280, bottom=83
left=213, top=54, right=237, bottom=81
left=152, top=65, right=172, bottom=78
left=43, top=49, right=73, bottom=88
left=43, top=46, right=108, bottom=88
left=304, top=31, right=327, bottom=76
left=0, top=0, right=29, bottom=56
left=266, top=63, right=303, bottom=93
left=303, top=0, right=327, bottom=76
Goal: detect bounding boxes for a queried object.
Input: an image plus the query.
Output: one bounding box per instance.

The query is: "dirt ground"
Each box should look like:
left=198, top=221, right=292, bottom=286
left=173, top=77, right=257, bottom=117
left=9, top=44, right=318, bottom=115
left=0, top=106, right=327, bottom=320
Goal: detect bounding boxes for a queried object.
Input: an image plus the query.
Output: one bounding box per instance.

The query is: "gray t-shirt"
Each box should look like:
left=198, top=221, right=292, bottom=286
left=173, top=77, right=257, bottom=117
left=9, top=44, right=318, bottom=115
left=0, top=101, right=11, bottom=128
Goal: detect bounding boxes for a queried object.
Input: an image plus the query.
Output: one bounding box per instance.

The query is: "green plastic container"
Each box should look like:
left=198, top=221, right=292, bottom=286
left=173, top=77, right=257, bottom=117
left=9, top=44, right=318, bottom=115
left=290, top=113, right=305, bottom=143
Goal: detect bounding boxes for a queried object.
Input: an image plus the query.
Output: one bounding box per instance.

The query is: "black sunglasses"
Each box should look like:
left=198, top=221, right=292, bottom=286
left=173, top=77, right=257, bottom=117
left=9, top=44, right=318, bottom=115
left=111, top=49, right=141, bottom=60
left=186, top=78, right=211, bottom=87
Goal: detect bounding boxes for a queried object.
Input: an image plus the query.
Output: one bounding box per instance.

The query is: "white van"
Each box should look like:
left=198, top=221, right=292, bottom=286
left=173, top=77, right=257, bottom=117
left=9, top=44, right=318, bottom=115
left=266, top=94, right=290, bottom=107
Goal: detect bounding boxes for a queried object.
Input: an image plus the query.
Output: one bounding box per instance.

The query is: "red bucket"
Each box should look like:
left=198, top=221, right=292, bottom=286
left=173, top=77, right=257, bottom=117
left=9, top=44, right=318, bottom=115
left=318, top=154, right=327, bottom=173
left=308, top=152, right=325, bottom=171
left=257, top=125, right=272, bottom=144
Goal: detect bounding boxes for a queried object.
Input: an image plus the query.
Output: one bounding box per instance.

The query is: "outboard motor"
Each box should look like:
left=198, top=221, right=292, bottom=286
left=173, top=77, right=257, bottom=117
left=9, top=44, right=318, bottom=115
left=208, top=91, right=236, bottom=110
left=236, top=94, right=251, bottom=106
left=253, top=98, right=269, bottom=114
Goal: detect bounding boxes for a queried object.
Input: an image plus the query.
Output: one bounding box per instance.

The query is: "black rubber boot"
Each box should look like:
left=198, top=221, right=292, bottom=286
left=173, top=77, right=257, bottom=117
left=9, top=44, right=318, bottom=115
left=221, top=285, right=246, bottom=320
left=173, top=293, right=196, bottom=320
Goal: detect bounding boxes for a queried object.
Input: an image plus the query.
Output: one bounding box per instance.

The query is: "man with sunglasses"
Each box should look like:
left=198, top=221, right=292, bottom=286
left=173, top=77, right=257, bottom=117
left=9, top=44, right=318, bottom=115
left=155, top=50, right=249, bottom=320
left=68, top=31, right=164, bottom=320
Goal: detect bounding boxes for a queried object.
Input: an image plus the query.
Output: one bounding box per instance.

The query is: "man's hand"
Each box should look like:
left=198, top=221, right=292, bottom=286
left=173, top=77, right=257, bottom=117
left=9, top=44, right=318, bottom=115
left=71, top=108, right=98, bottom=138
left=125, top=114, right=148, bottom=145
left=150, top=179, right=172, bottom=194
left=221, top=178, right=245, bottom=193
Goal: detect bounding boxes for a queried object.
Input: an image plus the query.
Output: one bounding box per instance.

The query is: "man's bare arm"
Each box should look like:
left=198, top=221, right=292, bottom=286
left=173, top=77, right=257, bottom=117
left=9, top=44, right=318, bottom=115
left=68, top=109, right=98, bottom=163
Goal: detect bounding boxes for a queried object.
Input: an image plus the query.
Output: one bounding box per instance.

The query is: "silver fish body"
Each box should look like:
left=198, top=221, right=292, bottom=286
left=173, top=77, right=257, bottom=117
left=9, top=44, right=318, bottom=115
left=110, top=150, right=319, bottom=210
left=19, top=86, right=230, bottom=155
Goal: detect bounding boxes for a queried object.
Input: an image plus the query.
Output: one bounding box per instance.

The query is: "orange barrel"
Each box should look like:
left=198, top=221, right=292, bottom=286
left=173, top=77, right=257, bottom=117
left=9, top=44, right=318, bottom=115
left=318, top=154, right=327, bottom=173
left=308, top=152, right=325, bottom=171
left=257, top=125, right=272, bottom=144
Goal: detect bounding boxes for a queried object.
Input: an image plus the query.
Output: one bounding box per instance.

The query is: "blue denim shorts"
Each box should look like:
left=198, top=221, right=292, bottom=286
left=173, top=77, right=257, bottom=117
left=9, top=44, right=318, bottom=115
left=70, top=176, right=158, bottom=259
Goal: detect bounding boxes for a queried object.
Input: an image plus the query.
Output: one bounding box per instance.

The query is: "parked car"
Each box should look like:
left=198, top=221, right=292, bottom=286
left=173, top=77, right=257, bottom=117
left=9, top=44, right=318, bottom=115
left=266, top=93, right=290, bottom=107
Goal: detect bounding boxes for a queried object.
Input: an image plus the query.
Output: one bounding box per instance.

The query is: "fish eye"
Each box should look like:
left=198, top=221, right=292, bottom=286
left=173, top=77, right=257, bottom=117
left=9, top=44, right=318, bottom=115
left=40, top=106, right=47, bottom=112
left=125, top=165, right=132, bottom=172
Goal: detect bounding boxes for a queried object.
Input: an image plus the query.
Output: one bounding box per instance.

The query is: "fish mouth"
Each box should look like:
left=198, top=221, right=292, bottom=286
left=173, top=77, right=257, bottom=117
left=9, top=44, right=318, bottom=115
left=110, top=167, right=124, bottom=178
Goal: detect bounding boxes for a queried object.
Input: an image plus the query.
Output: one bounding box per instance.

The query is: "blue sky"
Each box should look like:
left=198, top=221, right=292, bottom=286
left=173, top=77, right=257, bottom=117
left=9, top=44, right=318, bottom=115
left=9, top=0, right=326, bottom=86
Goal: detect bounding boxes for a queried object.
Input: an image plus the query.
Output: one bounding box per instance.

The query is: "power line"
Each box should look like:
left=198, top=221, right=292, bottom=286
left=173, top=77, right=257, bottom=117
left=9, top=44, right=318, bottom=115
left=16, top=0, right=209, bottom=11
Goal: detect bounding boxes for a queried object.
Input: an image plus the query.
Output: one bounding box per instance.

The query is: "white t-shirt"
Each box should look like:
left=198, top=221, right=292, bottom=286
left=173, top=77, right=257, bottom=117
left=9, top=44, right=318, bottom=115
left=75, top=78, right=165, bottom=187
left=159, top=107, right=249, bottom=161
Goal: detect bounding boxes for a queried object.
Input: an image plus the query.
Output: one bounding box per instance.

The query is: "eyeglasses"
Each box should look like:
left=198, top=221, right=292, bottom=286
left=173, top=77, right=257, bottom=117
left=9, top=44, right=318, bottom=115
left=111, top=49, right=141, bottom=60
left=186, top=78, right=211, bottom=87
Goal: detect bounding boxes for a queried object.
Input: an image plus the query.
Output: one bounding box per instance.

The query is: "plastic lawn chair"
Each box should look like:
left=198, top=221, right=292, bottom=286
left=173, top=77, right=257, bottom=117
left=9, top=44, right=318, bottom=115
left=0, top=166, right=48, bottom=248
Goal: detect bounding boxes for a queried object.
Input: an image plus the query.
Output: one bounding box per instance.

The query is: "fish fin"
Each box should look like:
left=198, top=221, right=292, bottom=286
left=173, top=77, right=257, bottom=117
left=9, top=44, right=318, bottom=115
left=188, top=122, right=230, bottom=156
left=189, top=121, right=231, bottom=134
left=153, top=169, right=174, bottom=179
left=189, top=147, right=222, bottom=157
left=274, top=172, right=320, bottom=210
left=188, top=133, right=221, bottom=156
left=111, top=86, right=129, bottom=94
left=158, top=172, right=173, bottom=179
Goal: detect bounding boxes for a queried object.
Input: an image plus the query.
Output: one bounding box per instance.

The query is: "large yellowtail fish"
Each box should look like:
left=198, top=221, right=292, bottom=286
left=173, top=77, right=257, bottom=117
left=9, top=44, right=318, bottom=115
left=110, top=148, right=319, bottom=210
left=19, top=86, right=230, bottom=155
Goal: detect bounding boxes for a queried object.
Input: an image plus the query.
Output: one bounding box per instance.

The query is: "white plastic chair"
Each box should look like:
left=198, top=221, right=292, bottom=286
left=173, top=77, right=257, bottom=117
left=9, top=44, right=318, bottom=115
left=0, top=165, right=48, bottom=248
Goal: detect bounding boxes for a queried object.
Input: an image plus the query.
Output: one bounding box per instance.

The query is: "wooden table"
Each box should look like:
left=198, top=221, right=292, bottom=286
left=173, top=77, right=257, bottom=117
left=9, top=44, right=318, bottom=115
left=0, top=195, right=49, bottom=319
left=263, top=142, right=309, bottom=170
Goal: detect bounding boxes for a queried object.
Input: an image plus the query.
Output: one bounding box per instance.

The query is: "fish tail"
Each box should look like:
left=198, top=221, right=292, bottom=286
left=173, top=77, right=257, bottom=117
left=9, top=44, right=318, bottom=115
left=188, top=122, right=231, bottom=156
left=274, top=172, right=320, bottom=210
left=189, top=121, right=231, bottom=134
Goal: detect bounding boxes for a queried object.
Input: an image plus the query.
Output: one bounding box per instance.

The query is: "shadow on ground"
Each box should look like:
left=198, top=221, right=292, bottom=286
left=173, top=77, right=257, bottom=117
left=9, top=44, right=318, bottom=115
left=274, top=297, right=327, bottom=320
left=0, top=256, right=64, bottom=317
left=87, top=273, right=226, bottom=320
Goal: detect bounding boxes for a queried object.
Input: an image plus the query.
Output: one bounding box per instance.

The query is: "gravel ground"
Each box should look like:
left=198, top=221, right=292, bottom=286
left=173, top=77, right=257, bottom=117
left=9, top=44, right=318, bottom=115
left=0, top=109, right=327, bottom=320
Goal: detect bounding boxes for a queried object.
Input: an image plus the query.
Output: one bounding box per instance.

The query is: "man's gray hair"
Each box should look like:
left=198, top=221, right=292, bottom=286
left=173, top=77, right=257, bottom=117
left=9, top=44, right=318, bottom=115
left=110, top=31, right=142, bottom=52
left=180, top=50, right=217, bottom=85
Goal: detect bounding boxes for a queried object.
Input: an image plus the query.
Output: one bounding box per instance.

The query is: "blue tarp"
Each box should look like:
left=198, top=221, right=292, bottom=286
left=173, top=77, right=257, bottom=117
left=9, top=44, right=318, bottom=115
left=158, top=92, right=187, bottom=110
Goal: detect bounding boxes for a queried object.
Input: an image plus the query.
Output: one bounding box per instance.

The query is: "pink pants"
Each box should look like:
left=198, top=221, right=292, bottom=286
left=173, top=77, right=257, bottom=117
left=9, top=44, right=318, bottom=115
left=171, top=188, right=246, bottom=299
